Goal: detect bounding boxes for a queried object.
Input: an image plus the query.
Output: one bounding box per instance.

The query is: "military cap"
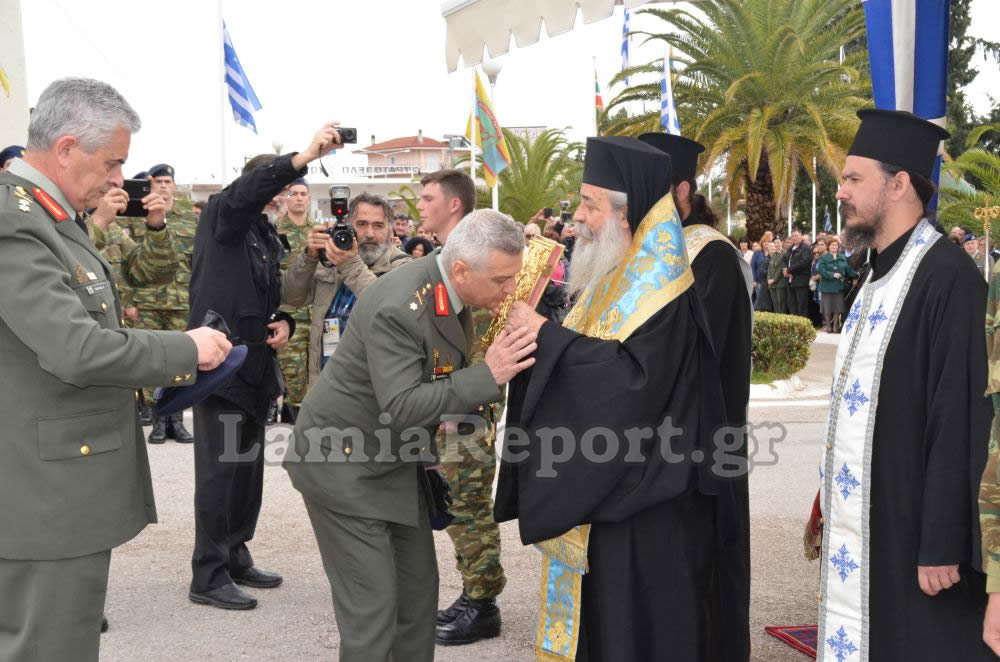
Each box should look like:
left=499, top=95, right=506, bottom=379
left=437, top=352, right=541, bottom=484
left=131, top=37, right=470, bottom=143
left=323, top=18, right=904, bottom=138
left=0, top=145, right=24, bottom=164
left=148, top=163, right=175, bottom=179
left=132, top=170, right=149, bottom=180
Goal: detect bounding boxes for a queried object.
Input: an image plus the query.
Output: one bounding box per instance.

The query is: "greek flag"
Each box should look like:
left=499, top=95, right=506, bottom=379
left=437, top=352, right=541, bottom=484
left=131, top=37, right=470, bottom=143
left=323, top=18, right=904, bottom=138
left=621, top=9, right=630, bottom=86
left=660, top=47, right=680, bottom=135
left=223, top=22, right=262, bottom=134
left=862, top=0, right=949, bottom=210
left=824, top=206, right=833, bottom=233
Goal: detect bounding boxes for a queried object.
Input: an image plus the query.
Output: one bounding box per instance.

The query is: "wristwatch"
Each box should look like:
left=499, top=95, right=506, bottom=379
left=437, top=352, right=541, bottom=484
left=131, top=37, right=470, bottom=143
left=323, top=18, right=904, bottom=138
left=145, top=219, right=166, bottom=232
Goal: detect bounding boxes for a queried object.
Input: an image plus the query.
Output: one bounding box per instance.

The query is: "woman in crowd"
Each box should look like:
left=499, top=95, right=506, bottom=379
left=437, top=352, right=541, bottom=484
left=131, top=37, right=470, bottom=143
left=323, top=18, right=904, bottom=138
left=816, top=238, right=857, bottom=332
left=404, top=236, right=435, bottom=258
left=754, top=240, right=773, bottom=312
left=739, top=238, right=753, bottom=264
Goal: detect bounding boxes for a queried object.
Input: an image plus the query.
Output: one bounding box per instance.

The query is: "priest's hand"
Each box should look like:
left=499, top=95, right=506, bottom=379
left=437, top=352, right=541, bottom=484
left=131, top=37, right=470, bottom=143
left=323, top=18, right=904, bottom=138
left=485, top=326, right=537, bottom=386
left=983, top=593, right=1000, bottom=655
left=917, top=564, right=960, bottom=596
left=506, top=301, right=546, bottom=336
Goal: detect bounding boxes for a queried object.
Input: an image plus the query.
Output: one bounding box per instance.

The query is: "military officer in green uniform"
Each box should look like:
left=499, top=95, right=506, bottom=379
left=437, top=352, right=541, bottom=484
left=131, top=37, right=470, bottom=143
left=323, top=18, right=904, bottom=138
left=0, top=77, right=231, bottom=662
left=275, top=178, right=315, bottom=422
left=768, top=236, right=791, bottom=314
left=121, top=163, right=199, bottom=443
left=416, top=169, right=510, bottom=643
left=285, top=209, right=537, bottom=662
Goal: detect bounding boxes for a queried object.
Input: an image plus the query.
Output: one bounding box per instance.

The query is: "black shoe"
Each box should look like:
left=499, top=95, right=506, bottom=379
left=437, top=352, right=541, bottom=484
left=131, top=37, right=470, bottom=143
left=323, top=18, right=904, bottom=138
left=147, top=416, right=167, bottom=444
left=188, top=583, right=257, bottom=610
left=138, top=402, right=153, bottom=426
left=437, top=591, right=470, bottom=626
left=232, top=566, right=283, bottom=589
left=169, top=412, right=194, bottom=443
left=101, top=615, right=109, bottom=633
left=280, top=403, right=299, bottom=424
left=435, top=597, right=501, bottom=646
left=266, top=401, right=278, bottom=424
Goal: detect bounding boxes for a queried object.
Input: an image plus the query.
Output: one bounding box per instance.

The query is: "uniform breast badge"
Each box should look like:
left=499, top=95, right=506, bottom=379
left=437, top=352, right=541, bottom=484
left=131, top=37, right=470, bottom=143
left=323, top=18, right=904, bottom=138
left=432, top=348, right=453, bottom=380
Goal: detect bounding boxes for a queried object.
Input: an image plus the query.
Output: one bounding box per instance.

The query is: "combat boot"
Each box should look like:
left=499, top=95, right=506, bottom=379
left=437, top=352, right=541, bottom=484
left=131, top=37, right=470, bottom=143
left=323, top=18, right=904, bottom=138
left=138, top=400, right=153, bottom=426
left=435, top=596, right=501, bottom=645
left=266, top=401, right=278, bottom=424
left=169, top=412, right=194, bottom=443
left=148, top=416, right=168, bottom=444
left=437, top=591, right=470, bottom=626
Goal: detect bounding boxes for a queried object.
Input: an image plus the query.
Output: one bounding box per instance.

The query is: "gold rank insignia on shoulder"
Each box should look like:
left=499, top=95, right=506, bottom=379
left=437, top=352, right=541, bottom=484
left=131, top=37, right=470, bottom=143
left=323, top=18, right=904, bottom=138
left=13, top=186, right=31, bottom=212
left=410, top=302, right=418, bottom=311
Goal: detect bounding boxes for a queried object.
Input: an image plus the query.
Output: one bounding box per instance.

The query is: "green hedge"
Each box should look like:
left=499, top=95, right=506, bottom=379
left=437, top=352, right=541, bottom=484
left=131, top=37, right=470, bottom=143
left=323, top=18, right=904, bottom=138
left=752, top=312, right=816, bottom=379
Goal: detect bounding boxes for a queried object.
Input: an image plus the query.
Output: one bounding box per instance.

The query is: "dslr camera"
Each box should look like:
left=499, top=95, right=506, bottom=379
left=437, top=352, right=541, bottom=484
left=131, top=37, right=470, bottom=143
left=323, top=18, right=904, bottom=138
left=320, top=186, right=354, bottom=267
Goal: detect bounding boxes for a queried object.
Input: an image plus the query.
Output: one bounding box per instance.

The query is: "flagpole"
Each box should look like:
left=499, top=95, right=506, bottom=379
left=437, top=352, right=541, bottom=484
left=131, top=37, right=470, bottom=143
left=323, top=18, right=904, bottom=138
left=836, top=45, right=845, bottom=236
left=811, top=157, right=817, bottom=239
left=218, top=0, right=228, bottom=187
left=470, top=69, right=477, bottom=183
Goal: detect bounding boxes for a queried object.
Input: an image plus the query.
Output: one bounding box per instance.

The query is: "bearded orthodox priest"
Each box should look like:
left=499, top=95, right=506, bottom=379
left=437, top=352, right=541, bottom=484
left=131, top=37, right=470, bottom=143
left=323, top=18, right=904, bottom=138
left=496, top=136, right=731, bottom=661
left=813, top=109, right=993, bottom=661
left=638, top=132, right=754, bottom=662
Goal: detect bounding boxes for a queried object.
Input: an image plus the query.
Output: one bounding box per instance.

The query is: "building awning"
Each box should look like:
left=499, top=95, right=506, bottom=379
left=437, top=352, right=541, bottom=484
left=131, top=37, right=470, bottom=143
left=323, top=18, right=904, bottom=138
left=442, top=0, right=664, bottom=72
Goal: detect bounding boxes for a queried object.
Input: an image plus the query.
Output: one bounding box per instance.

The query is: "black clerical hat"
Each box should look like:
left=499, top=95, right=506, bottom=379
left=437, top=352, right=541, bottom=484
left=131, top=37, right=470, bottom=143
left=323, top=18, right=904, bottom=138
left=582, top=136, right=672, bottom=232
left=152, top=311, right=247, bottom=417
left=637, top=133, right=705, bottom=183
left=847, top=109, right=949, bottom=179
left=148, top=163, right=175, bottom=179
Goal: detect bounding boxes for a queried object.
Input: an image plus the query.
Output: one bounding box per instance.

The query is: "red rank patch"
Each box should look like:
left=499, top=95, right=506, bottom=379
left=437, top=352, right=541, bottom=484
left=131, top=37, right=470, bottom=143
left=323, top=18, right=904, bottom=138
left=434, top=282, right=449, bottom=316
left=31, top=187, right=69, bottom=222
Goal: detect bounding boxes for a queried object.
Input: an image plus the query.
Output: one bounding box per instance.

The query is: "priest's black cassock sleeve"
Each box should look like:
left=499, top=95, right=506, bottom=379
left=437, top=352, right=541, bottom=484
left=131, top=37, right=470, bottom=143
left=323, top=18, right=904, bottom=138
left=684, top=227, right=753, bottom=662
left=862, top=228, right=993, bottom=660
left=494, top=288, right=726, bottom=662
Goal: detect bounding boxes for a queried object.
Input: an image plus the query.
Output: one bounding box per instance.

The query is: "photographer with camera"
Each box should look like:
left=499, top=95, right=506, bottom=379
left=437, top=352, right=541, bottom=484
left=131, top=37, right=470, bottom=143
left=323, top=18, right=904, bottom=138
left=282, top=191, right=412, bottom=387
left=186, top=122, right=343, bottom=611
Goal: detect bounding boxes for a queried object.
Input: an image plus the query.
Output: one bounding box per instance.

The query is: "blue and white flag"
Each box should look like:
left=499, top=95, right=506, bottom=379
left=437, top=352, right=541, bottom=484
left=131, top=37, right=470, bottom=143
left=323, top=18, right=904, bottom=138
left=862, top=0, right=949, bottom=210
left=824, top=206, right=833, bottom=233
left=621, top=9, right=631, bottom=86
left=660, top=47, right=680, bottom=135
left=223, top=22, right=263, bottom=134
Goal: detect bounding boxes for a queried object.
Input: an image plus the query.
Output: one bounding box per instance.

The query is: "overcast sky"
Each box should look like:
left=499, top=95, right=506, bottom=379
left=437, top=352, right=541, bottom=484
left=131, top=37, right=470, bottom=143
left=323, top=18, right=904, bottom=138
left=19, top=0, right=1000, bottom=185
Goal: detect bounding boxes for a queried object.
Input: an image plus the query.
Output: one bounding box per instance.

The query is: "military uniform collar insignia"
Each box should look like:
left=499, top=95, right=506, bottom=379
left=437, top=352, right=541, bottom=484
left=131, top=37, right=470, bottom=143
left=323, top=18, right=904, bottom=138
left=31, top=186, right=69, bottom=222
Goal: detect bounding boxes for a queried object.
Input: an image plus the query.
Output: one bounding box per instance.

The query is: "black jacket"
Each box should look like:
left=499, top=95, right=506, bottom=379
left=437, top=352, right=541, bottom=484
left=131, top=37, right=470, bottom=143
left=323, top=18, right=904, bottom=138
left=786, top=241, right=812, bottom=287
left=189, top=154, right=302, bottom=420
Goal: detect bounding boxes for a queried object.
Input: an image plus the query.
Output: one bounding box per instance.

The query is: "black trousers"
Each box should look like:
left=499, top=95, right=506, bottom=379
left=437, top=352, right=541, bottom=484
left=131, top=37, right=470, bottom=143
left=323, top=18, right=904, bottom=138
left=191, top=395, right=265, bottom=592
left=789, top=286, right=810, bottom=317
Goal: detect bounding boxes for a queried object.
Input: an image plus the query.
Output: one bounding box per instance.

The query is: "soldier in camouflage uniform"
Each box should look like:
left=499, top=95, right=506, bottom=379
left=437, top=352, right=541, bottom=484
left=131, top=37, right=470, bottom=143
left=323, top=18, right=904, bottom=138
left=121, top=164, right=198, bottom=443
left=435, top=306, right=506, bottom=646
left=275, top=179, right=315, bottom=422
left=981, top=262, right=1000, bottom=650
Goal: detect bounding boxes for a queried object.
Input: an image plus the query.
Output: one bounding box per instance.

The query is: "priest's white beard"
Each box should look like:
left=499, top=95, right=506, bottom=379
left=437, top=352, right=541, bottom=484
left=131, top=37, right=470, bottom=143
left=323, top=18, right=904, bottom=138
left=265, top=206, right=282, bottom=224
left=359, top=240, right=390, bottom=267
left=568, top=217, right=630, bottom=297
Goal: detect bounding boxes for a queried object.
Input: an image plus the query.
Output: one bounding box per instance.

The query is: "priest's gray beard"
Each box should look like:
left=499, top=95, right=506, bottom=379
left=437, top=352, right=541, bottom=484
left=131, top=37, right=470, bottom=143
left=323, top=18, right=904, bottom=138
left=359, top=240, right=389, bottom=267
left=568, top=217, right=630, bottom=297
left=841, top=186, right=888, bottom=252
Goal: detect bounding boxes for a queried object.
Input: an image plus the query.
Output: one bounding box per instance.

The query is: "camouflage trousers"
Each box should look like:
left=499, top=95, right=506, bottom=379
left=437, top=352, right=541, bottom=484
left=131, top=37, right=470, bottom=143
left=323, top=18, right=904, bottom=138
left=439, top=411, right=505, bottom=600
left=278, top=310, right=311, bottom=406
left=134, top=308, right=188, bottom=403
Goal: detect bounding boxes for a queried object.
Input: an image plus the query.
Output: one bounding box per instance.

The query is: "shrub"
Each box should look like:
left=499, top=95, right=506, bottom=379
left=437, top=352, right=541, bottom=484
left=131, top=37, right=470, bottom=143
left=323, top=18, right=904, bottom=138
left=751, top=312, right=816, bottom=379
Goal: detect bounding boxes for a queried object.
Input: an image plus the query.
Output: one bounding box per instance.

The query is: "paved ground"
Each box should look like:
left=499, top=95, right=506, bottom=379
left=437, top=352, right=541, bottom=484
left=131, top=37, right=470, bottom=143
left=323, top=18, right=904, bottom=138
left=100, top=339, right=838, bottom=661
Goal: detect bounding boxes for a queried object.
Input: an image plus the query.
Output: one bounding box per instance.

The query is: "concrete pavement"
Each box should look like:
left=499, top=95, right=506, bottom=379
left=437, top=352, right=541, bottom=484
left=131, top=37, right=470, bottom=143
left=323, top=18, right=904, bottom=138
left=100, top=339, right=837, bottom=661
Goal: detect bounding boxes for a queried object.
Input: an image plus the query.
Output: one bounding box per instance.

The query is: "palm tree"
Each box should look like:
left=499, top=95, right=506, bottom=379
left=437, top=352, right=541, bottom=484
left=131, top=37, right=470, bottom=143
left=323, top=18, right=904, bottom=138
left=940, top=123, right=1000, bottom=241
left=606, top=0, right=870, bottom=239
left=460, top=128, right=584, bottom=222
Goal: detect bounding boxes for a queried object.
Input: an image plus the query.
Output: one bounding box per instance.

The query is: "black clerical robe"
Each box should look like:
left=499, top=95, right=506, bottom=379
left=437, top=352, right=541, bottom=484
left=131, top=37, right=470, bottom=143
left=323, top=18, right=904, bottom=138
left=682, top=217, right=753, bottom=662
left=849, top=225, right=992, bottom=660
left=494, top=288, right=726, bottom=662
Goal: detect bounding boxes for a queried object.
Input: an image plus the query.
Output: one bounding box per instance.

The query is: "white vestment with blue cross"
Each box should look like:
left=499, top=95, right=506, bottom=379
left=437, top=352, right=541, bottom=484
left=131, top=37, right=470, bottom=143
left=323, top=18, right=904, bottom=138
left=818, top=220, right=939, bottom=661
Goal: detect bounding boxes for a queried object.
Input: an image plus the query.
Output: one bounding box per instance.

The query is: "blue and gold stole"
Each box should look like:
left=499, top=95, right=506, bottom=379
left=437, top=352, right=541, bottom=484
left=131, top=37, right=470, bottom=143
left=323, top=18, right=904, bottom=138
left=534, top=193, right=694, bottom=661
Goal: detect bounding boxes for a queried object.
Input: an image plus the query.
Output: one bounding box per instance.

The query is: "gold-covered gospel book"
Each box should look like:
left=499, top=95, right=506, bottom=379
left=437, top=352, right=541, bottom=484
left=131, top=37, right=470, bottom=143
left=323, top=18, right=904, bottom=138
left=481, top=235, right=565, bottom=352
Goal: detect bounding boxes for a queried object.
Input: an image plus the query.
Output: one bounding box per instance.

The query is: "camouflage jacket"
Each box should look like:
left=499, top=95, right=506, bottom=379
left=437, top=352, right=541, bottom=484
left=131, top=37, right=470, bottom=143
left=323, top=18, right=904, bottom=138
left=86, top=217, right=179, bottom=309
left=980, top=261, right=1000, bottom=592
left=276, top=214, right=315, bottom=318
left=120, top=200, right=197, bottom=310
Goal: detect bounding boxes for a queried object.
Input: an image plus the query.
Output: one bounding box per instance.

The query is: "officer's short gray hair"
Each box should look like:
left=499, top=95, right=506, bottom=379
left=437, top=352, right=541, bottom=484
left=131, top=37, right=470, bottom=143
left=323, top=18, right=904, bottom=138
left=441, top=209, right=524, bottom=272
left=27, top=78, right=141, bottom=153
